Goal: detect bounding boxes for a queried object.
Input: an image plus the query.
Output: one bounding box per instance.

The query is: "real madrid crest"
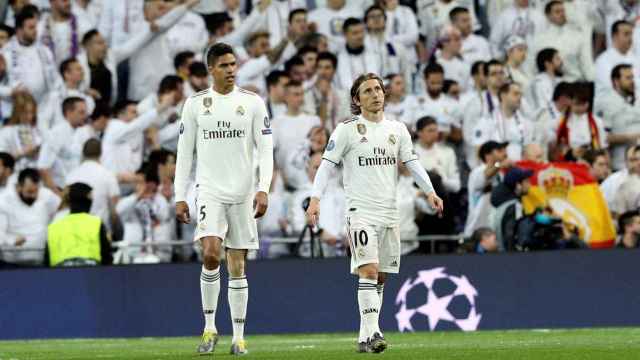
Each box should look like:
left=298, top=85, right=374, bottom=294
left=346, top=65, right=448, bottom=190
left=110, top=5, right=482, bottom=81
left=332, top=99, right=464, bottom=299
left=236, top=105, right=245, bottom=116
left=388, top=134, right=396, bottom=145
left=357, top=123, right=367, bottom=135
left=358, top=248, right=366, bottom=258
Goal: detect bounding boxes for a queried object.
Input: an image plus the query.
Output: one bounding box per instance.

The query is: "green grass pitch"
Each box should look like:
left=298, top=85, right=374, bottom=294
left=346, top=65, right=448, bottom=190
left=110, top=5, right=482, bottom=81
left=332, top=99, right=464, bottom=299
left=1, top=328, right=639, bottom=360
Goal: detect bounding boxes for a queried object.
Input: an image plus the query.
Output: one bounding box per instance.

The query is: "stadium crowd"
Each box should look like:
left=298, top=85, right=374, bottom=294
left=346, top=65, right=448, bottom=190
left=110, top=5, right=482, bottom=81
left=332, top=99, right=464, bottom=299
left=0, top=0, right=639, bottom=268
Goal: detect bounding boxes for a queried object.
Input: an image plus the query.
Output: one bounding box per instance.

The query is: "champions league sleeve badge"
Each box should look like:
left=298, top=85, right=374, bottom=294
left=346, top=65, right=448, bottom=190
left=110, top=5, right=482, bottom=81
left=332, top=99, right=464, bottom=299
left=327, top=140, right=335, bottom=151
left=179, top=122, right=184, bottom=135
left=262, top=116, right=272, bottom=135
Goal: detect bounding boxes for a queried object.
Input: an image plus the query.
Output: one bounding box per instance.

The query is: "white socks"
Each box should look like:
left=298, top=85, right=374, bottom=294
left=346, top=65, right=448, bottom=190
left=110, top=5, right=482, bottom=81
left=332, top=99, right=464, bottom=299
left=358, top=278, right=381, bottom=341
left=377, top=284, right=384, bottom=311
left=200, top=266, right=220, bottom=333
left=229, top=276, right=248, bottom=343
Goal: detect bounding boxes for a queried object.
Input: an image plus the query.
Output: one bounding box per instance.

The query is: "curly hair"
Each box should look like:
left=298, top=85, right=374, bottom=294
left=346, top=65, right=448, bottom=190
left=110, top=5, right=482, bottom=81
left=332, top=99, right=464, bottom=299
left=349, top=73, right=385, bottom=115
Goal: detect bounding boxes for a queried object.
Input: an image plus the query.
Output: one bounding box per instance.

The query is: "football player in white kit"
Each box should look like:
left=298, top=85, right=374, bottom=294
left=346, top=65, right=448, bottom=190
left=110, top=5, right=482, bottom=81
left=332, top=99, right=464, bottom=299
left=174, top=43, right=274, bottom=355
left=306, top=73, right=443, bottom=353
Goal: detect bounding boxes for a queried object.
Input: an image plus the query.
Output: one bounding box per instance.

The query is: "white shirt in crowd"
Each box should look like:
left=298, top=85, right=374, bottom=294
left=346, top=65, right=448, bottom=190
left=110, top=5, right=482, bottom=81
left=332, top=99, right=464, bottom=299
left=0, top=186, right=61, bottom=265
left=166, top=10, right=209, bottom=59
left=384, top=4, right=419, bottom=63
left=72, top=0, right=104, bottom=28
left=406, top=93, right=461, bottom=132
left=526, top=72, right=559, bottom=112
left=37, top=11, right=93, bottom=65
left=489, top=4, right=546, bottom=58
left=321, top=115, right=417, bottom=226
left=262, top=0, right=306, bottom=47
left=174, top=87, right=274, bottom=204
left=98, top=0, right=144, bottom=46
left=561, top=113, right=608, bottom=150
left=464, top=163, right=493, bottom=237
left=506, top=64, right=532, bottom=94
left=414, top=142, right=461, bottom=193
left=335, top=47, right=382, bottom=91
left=472, top=109, right=535, bottom=161
left=303, top=86, right=351, bottom=131
left=308, top=5, right=363, bottom=53
left=594, top=46, right=640, bottom=96
left=418, top=0, right=480, bottom=51
left=594, top=90, right=640, bottom=170
left=37, top=120, right=83, bottom=188
left=435, top=51, right=470, bottom=90
left=461, top=90, right=499, bottom=167
left=461, top=33, right=493, bottom=66
left=365, top=35, right=414, bottom=90
left=385, top=95, right=418, bottom=126
left=65, top=159, right=120, bottom=227
left=0, top=125, right=42, bottom=172
left=272, top=112, right=321, bottom=169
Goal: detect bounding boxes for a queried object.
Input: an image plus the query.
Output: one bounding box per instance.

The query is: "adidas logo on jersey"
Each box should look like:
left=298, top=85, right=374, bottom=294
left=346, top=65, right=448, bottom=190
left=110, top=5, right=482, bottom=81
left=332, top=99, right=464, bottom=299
left=203, top=109, right=212, bottom=116
left=390, top=260, right=398, bottom=267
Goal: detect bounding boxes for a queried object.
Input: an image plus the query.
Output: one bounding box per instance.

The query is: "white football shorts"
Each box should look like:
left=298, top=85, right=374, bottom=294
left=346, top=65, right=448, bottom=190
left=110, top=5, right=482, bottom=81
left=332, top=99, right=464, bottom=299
left=194, top=193, right=259, bottom=250
left=347, top=213, right=401, bottom=275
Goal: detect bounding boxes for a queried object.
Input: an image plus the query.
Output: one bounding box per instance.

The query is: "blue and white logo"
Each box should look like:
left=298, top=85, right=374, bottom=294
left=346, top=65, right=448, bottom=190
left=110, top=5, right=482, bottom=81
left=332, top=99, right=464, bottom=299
left=264, top=116, right=271, bottom=129
left=179, top=122, right=184, bottom=135
left=327, top=140, right=335, bottom=151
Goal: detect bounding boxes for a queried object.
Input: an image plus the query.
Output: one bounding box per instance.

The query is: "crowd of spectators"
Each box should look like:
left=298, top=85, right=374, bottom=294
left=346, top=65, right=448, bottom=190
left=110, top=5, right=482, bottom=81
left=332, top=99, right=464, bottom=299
left=0, top=0, right=639, bottom=268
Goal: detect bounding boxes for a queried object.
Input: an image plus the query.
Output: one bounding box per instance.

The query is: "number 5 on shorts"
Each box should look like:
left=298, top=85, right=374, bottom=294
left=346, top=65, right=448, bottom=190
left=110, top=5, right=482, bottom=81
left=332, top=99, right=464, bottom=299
left=199, top=205, right=206, bottom=222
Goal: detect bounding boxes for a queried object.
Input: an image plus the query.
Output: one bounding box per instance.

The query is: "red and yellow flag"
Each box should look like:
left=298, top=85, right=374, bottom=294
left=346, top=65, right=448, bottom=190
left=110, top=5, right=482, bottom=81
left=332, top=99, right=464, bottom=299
left=517, top=160, right=616, bottom=248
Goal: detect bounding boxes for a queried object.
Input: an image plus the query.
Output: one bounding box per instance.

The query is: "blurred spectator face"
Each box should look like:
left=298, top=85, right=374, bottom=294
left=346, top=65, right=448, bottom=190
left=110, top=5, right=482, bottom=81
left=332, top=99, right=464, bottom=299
left=502, top=83, right=522, bottom=111
left=508, top=45, right=527, bottom=66
left=547, top=3, right=566, bottom=26
left=479, top=232, right=498, bottom=252
left=224, top=0, right=240, bottom=11
left=442, top=29, right=462, bottom=55
left=309, top=127, right=328, bottom=153
left=590, top=154, right=610, bottom=182
left=365, top=8, right=386, bottom=33
left=452, top=11, right=472, bottom=37
left=17, top=178, right=38, bottom=206
left=315, top=35, right=329, bottom=53
left=248, top=35, right=270, bottom=58
left=551, top=52, right=564, bottom=77
left=628, top=148, right=640, bottom=175
left=388, top=75, right=405, bottom=98
left=615, top=67, right=635, bottom=97
left=120, top=104, right=138, bottom=122
left=306, top=152, right=323, bottom=181
left=327, top=0, right=346, bottom=10
left=516, top=178, right=531, bottom=196
left=17, top=16, right=38, bottom=45
left=515, top=0, right=529, bottom=7
left=626, top=215, right=640, bottom=236
left=316, top=59, right=335, bottom=81
left=159, top=154, right=176, bottom=181
left=473, top=64, right=487, bottom=89
left=0, top=29, right=11, bottom=48
left=285, top=84, right=304, bottom=110
left=570, top=99, right=589, bottom=115
left=0, top=160, right=11, bottom=183
left=345, top=23, right=365, bottom=48
left=269, top=75, right=289, bottom=101
left=85, top=32, right=108, bottom=61
left=425, top=72, right=444, bottom=98
left=189, top=74, right=209, bottom=92
left=91, top=114, right=109, bottom=132
left=19, top=100, right=36, bottom=126
left=446, top=81, right=461, bottom=99
left=0, top=55, right=5, bottom=76
left=487, top=64, right=505, bottom=90
left=64, top=60, right=84, bottom=84
left=613, top=23, right=633, bottom=53
left=302, top=51, right=317, bottom=77
left=417, top=122, right=439, bottom=146
left=523, top=143, right=544, bottom=162
left=494, top=147, right=508, bottom=162
left=11, top=0, right=29, bottom=11
left=289, top=64, right=306, bottom=82
left=290, top=12, right=308, bottom=36
left=51, top=0, right=72, bottom=17
left=384, top=0, right=399, bottom=9
left=65, top=101, right=88, bottom=127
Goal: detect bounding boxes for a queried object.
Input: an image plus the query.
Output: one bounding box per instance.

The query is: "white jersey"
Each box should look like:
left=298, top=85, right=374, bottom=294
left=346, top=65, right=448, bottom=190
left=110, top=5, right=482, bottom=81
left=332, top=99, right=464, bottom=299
left=174, top=87, right=274, bottom=204
left=322, top=115, right=417, bottom=227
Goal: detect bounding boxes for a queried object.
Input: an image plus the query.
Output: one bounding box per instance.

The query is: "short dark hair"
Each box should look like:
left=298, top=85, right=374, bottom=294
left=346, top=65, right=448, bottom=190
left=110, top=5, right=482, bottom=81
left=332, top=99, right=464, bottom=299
left=484, top=59, right=503, bottom=77
left=443, top=79, right=458, bottom=94
left=0, top=152, right=15, bottom=171
left=544, top=0, right=563, bottom=15
left=612, top=20, right=633, bottom=36
left=536, top=48, right=558, bottom=73
left=317, top=51, right=338, bottom=69
left=364, top=5, right=386, bottom=22
left=189, top=61, right=208, bottom=77
left=416, top=116, right=438, bottom=132
left=449, top=6, right=469, bottom=22
left=114, top=100, right=137, bottom=116
left=174, top=51, right=195, bottom=71
left=15, top=6, right=38, bottom=29
left=59, top=58, right=78, bottom=77
left=350, top=73, right=385, bottom=115
left=143, top=167, right=160, bottom=185
left=206, top=42, right=234, bottom=67
left=552, top=81, right=573, bottom=101
left=81, top=29, right=99, bottom=46
left=83, top=138, right=102, bottom=159
left=284, top=55, right=305, bottom=74
left=423, top=62, right=445, bottom=79
left=471, top=227, right=495, bottom=249
left=205, top=12, right=232, bottom=35
left=288, top=8, right=307, bottom=23
left=266, top=70, right=289, bottom=89
left=285, top=79, right=303, bottom=89
left=612, top=63, right=633, bottom=82
left=297, top=45, right=317, bottom=58
left=471, top=60, right=485, bottom=76
left=626, top=144, right=640, bottom=160
left=570, top=82, right=591, bottom=104
left=618, top=210, right=639, bottom=235
left=342, top=17, right=362, bottom=34
left=0, top=24, right=15, bottom=37
left=18, top=168, right=40, bottom=185
left=148, top=149, right=175, bottom=168
left=90, top=101, right=111, bottom=120
left=583, top=148, right=607, bottom=166
left=158, top=75, right=183, bottom=95
left=62, top=97, right=85, bottom=115
left=498, top=82, right=519, bottom=101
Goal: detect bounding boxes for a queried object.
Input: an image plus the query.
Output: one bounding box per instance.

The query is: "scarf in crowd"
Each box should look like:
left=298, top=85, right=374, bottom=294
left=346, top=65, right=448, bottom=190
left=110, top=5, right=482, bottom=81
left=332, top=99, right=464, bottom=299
left=41, top=13, right=80, bottom=60
left=556, top=111, right=601, bottom=149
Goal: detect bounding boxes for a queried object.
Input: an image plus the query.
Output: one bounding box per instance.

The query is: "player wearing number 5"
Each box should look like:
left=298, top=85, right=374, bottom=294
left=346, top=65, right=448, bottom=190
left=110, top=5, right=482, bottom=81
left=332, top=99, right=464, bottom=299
left=306, top=73, right=443, bottom=353
left=174, top=43, right=274, bottom=356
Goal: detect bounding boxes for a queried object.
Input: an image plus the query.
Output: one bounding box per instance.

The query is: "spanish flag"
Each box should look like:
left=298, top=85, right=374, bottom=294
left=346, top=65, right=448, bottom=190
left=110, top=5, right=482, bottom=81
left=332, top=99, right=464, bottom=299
left=517, top=160, right=616, bottom=249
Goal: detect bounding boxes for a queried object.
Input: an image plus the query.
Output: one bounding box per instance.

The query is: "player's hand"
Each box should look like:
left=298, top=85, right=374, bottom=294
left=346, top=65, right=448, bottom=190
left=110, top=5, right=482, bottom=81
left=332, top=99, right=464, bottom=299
left=15, top=237, right=26, bottom=247
left=305, top=197, right=320, bottom=226
left=427, top=192, right=444, bottom=218
left=253, top=191, right=268, bottom=219
left=176, top=201, right=191, bottom=224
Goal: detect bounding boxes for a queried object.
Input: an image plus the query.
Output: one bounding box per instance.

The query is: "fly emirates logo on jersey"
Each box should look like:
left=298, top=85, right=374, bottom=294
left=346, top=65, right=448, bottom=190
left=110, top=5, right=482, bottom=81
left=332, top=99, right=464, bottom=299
left=202, top=120, right=246, bottom=140
left=358, top=147, right=397, bottom=167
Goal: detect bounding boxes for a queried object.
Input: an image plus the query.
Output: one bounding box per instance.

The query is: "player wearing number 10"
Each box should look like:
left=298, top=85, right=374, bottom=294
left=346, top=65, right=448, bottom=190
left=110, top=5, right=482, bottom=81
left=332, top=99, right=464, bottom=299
left=173, top=43, right=274, bottom=355
left=306, top=73, right=444, bottom=353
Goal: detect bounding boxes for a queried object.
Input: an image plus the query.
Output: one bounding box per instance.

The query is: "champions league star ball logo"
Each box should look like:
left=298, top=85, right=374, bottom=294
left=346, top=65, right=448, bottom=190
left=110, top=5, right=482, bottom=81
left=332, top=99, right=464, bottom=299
left=395, top=267, right=482, bottom=332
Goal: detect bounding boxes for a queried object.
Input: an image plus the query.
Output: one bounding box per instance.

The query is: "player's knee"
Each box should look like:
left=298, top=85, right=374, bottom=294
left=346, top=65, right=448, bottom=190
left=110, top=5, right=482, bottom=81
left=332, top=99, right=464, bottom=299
left=227, top=258, right=245, bottom=278
left=358, top=264, right=378, bottom=280
left=203, top=252, right=221, bottom=269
